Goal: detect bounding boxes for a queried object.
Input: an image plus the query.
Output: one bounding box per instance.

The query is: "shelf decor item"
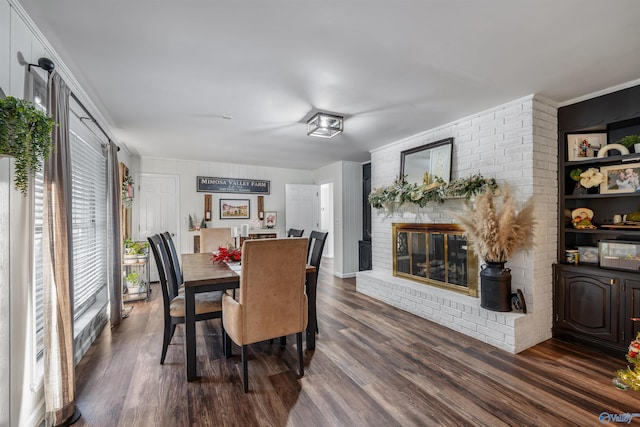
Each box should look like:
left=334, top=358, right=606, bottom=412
left=600, top=163, right=640, bottom=194
left=619, top=135, right=640, bottom=153
left=0, top=96, right=56, bottom=195
left=264, top=211, right=277, bottom=228
left=453, top=185, right=535, bottom=312
left=570, top=167, right=603, bottom=195
left=567, top=132, right=606, bottom=161
left=571, top=208, right=596, bottom=229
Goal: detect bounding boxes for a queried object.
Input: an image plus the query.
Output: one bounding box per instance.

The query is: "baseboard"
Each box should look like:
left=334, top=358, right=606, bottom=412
left=334, top=271, right=356, bottom=279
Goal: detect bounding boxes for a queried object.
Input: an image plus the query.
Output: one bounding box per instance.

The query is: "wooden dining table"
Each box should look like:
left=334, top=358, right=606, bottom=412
left=181, top=252, right=318, bottom=382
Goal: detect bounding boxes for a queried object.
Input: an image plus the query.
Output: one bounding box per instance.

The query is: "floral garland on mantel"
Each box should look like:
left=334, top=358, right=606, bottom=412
left=368, top=173, right=499, bottom=209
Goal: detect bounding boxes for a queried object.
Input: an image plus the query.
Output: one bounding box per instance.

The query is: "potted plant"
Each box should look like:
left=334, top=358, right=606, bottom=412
left=453, top=185, right=536, bottom=312
left=134, top=241, right=149, bottom=261
left=124, top=270, right=143, bottom=294
left=0, top=96, right=56, bottom=195
left=619, top=135, right=640, bottom=154
left=123, top=237, right=138, bottom=264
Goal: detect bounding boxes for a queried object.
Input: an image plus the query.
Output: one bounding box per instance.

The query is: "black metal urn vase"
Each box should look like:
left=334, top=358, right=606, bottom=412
left=480, top=261, right=512, bottom=312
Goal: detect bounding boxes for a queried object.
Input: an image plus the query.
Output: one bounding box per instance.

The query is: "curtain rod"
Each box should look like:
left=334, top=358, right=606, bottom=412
left=69, top=91, right=118, bottom=150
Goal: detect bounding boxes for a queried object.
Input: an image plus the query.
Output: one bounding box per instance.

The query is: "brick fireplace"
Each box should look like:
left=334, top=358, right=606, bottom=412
left=356, top=95, right=558, bottom=354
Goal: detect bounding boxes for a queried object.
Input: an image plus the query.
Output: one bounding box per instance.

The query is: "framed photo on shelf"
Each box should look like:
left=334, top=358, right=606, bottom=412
left=263, top=211, right=277, bottom=228
left=600, top=162, right=640, bottom=194
left=219, top=199, right=250, bottom=219
left=567, top=132, right=607, bottom=161
left=578, top=246, right=599, bottom=265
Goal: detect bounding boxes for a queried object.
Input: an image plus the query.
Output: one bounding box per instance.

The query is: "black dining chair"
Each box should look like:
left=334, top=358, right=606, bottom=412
left=307, top=231, right=328, bottom=334
left=148, top=234, right=224, bottom=365
left=287, top=228, right=304, bottom=237
left=160, top=232, right=182, bottom=295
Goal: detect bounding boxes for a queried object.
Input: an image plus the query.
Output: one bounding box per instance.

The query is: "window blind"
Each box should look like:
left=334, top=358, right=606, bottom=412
left=34, top=169, right=44, bottom=359
left=33, top=103, right=109, bottom=361
left=69, top=128, right=107, bottom=318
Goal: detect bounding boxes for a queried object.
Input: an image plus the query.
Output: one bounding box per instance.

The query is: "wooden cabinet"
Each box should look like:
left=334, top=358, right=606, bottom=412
left=553, top=265, right=619, bottom=350
left=554, top=84, right=640, bottom=355
left=239, top=230, right=278, bottom=246
left=553, top=264, right=640, bottom=353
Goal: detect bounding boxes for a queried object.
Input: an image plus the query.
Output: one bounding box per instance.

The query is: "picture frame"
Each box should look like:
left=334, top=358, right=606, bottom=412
left=219, top=199, right=250, bottom=219
left=600, top=163, right=640, bottom=194
left=578, top=246, right=599, bottom=265
left=263, top=211, right=277, bottom=228
left=566, top=132, right=606, bottom=161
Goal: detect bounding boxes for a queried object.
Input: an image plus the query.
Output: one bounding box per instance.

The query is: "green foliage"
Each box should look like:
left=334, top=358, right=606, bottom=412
left=619, top=135, right=640, bottom=150
left=125, top=270, right=140, bottom=283
left=368, top=173, right=498, bottom=209
left=569, top=168, right=583, bottom=182
left=122, top=175, right=134, bottom=209
left=0, top=96, right=56, bottom=195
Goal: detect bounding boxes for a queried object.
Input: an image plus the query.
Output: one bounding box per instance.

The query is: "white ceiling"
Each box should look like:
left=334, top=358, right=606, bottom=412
left=16, top=0, right=640, bottom=170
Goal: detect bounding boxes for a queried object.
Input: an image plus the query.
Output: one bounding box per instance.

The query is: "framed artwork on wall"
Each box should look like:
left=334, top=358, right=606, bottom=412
left=219, top=199, right=250, bottom=219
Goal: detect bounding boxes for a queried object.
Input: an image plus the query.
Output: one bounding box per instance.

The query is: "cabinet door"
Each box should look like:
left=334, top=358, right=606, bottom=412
left=623, top=278, right=640, bottom=343
left=555, top=266, right=619, bottom=344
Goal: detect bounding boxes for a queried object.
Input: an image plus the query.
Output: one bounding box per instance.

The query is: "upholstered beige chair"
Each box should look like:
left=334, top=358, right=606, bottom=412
left=222, top=237, right=308, bottom=393
left=201, top=227, right=233, bottom=253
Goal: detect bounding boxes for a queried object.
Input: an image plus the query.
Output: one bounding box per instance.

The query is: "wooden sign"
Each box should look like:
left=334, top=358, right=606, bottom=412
left=197, top=176, right=270, bottom=194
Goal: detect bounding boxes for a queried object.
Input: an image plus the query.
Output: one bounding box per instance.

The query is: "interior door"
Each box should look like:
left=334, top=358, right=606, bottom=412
left=285, top=184, right=320, bottom=237
left=137, top=173, right=180, bottom=282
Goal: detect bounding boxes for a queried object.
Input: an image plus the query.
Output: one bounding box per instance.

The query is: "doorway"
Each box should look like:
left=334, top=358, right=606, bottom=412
left=136, top=173, right=180, bottom=282
left=320, top=183, right=334, bottom=258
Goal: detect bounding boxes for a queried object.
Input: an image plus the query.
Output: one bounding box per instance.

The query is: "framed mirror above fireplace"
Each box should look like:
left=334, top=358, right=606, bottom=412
left=393, top=223, right=478, bottom=297
left=400, top=137, right=453, bottom=185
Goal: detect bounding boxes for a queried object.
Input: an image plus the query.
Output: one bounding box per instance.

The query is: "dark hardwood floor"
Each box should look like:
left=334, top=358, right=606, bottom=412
left=74, top=261, right=639, bottom=426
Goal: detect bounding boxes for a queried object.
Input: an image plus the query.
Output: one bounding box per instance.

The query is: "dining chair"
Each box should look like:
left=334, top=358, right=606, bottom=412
left=287, top=228, right=304, bottom=237
left=307, top=231, right=328, bottom=334
left=200, top=227, right=233, bottom=253
left=307, top=231, right=328, bottom=272
left=148, top=234, right=224, bottom=365
left=160, top=232, right=182, bottom=295
left=222, top=238, right=308, bottom=393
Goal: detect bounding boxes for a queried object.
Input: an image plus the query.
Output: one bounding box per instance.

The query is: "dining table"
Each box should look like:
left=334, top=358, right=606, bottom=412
left=181, top=252, right=318, bottom=382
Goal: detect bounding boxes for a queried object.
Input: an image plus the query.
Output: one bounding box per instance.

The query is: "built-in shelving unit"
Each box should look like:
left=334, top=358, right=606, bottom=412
left=554, top=84, right=640, bottom=355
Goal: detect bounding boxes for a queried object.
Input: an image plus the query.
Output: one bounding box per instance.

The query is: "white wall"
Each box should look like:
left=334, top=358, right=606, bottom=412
left=0, top=0, right=10, bottom=422
left=137, top=157, right=315, bottom=255
left=357, top=95, right=557, bottom=353
left=2, top=4, right=47, bottom=425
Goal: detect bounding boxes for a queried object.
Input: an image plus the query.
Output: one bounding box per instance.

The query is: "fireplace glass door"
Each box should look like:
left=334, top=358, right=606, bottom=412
left=393, top=223, right=478, bottom=297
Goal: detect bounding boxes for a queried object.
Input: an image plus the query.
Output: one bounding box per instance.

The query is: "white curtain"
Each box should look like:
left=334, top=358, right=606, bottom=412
left=43, top=71, right=79, bottom=426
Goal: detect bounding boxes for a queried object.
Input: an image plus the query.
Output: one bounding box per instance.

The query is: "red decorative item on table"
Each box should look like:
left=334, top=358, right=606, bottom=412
left=211, top=245, right=242, bottom=263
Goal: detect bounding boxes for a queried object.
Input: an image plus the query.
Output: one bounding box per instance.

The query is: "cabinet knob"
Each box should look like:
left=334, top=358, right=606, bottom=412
left=610, top=278, right=616, bottom=285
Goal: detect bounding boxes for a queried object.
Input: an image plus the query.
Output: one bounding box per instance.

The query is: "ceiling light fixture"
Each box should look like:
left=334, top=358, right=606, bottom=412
left=307, top=112, right=343, bottom=138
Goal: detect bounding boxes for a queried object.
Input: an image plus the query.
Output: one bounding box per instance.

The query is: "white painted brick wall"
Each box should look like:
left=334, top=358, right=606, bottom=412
left=358, top=94, right=557, bottom=354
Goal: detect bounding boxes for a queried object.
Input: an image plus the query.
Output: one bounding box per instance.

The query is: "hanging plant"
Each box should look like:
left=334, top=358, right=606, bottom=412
left=122, top=175, right=134, bottom=209
left=0, top=96, right=56, bottom=195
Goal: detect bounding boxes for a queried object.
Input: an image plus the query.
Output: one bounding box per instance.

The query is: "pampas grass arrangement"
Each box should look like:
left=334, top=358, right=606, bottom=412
left=453, top=185, right=536, bottom=263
